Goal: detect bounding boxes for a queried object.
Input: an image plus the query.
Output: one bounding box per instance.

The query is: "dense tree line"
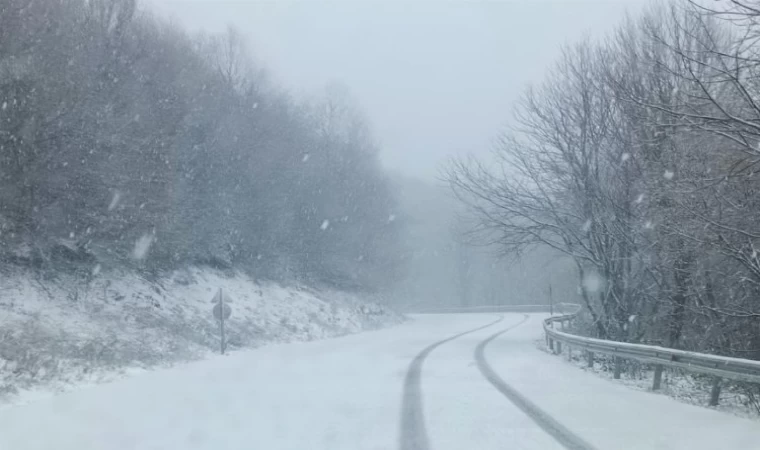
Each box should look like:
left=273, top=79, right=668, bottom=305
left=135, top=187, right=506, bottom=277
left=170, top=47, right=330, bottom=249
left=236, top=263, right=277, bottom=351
left=0, top=0, right=401, bottom=290
left=450, top=0, right=760, bottom=358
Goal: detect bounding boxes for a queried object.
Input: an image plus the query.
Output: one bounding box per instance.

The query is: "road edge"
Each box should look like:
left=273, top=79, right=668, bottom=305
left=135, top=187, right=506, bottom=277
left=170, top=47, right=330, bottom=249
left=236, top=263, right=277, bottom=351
left=474, top=315, right=598, bottom=450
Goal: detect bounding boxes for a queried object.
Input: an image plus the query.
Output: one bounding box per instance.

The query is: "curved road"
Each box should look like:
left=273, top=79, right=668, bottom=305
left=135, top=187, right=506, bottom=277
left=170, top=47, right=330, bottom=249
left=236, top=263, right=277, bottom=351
left=1, top=313, right=759, bottom=450
left=398, top=314, right=505, bottom=450
left=474, top=321, right=596, bottom=450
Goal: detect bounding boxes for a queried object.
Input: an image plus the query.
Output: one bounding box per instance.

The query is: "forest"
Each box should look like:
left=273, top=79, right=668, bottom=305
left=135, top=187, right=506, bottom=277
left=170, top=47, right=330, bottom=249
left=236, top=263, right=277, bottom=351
left=449, top=0, right=760, bottom=359
left=0, top=0, right=403, bottom=291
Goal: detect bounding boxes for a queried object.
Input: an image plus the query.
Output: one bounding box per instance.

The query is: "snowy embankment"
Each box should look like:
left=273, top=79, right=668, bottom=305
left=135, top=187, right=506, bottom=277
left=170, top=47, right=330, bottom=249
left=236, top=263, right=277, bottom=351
left=0, top=267, right=402, bottom=402
left=535, top=340, right=760, bottom=420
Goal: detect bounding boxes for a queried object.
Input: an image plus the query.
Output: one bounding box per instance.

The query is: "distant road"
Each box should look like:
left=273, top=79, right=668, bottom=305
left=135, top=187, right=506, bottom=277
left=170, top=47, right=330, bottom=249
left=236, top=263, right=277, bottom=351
left=1, top=314, right=759, bottom=449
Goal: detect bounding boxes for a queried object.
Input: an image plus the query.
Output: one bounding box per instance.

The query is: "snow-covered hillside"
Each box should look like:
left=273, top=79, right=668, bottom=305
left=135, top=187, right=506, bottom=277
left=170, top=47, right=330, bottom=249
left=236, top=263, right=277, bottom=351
left=0, top=267, right=402, bottom=402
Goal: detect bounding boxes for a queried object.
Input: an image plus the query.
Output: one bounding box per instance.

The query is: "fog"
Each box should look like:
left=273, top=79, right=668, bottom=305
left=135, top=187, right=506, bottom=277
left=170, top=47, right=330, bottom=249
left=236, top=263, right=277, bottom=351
left=145, top=0, right=645, bottom=180
left=6, top=0, right=760, bottom=438
left=133, top=0, right=644, bottom=306
left=108, top=0, right=642, bottom=304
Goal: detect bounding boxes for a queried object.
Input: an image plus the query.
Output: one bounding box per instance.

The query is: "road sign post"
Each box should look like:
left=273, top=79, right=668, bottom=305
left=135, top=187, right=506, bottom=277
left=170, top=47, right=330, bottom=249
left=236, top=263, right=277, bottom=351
left=548, top=284, right=554, bottom=318
left=212, top=288, right=233, bottom=354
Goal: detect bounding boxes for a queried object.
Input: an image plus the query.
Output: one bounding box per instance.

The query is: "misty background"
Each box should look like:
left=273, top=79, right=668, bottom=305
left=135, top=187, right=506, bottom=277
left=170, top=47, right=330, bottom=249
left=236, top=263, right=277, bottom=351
left=141, top=0, right=638, bottom=306
left=146, top=0, right=645, bottom=179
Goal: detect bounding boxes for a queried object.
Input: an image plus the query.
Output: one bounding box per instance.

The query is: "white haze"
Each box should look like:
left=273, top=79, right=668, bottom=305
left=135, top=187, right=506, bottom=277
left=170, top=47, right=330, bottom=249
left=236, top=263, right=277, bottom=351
left=140, top=0, right=645, bottom=303
left=145, top=0, right=647, bottom=179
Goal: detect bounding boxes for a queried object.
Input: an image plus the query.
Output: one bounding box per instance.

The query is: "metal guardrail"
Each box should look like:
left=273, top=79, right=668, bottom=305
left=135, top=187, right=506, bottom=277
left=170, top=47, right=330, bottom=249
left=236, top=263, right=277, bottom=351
left=406, top=302, right=760, bottom=405
left=544, top=303, right=760, bottom=406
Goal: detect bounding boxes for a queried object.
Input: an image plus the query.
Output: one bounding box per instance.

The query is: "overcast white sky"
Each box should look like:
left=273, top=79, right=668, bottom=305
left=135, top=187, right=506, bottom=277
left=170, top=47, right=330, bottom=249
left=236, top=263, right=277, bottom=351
left=143, top=0, right=647, bottom=180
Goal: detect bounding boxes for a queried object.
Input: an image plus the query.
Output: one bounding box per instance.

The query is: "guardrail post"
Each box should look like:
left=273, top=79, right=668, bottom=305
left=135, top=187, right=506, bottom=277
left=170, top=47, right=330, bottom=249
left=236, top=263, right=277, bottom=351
left=614, top=357, right=622, bottom=379
left=566, top=345, right=572, bottom=361
left=652, top=365, right=663, bottom=390
left=709, top=377, right=722, bottom=406
left=548, top=338, right=554, bottom=352
left=556, top=341, right=562, bottom=355
left=560, top=320, right=566, bottom=330
left=587, top=351, right=594, bottom=368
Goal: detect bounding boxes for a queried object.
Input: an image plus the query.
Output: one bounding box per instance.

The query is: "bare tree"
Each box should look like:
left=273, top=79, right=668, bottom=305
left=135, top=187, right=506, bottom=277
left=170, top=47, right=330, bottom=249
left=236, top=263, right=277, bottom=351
left=449, top=42, right=644, bottom=339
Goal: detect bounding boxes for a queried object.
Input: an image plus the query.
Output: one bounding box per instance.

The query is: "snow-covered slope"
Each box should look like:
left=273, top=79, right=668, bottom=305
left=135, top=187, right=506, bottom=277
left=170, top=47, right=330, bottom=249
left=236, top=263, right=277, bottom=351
left=0, top=267, right=401, bottom=401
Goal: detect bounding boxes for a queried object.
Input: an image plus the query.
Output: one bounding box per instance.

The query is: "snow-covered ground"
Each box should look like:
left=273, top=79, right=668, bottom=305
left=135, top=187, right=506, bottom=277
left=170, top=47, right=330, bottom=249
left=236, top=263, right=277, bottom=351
left=535, top=338, right=760, bottom=420
left=485, top=315, right=760, bottom=449
left=1, top=313, right=759, bottom=450
left=0, top=267, right=400, bottom=403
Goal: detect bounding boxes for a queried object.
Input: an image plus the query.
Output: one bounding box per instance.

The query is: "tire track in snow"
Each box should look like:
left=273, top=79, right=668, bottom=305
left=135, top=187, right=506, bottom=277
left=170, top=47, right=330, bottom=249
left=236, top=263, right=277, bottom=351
left=475, top=316, right=598, bottom=450
left=398, top=315, right=505, bottom=450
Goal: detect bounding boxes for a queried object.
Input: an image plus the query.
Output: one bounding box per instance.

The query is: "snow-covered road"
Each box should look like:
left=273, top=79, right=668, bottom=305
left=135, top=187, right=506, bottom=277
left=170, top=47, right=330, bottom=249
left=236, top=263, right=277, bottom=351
left=1, top=313, right=759, bottom=450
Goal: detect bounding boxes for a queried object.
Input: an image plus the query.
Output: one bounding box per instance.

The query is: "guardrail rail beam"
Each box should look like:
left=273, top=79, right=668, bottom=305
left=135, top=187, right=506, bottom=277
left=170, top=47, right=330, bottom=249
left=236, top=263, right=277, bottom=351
left=543, top=303, right=760, bottom=407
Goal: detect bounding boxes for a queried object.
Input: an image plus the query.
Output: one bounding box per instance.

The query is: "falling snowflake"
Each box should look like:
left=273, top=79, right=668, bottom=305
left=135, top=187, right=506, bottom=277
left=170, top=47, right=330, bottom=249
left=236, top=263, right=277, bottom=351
left=132, top=234, right=154, bottom=260
left=69, top=232, right=75, bottom=238
left=582, top=272, right=605, bottom=294
left=108, top=191, right=121, bottom=211
left=252, top=102, right=259, bottom=109
left=644, top=221, right=654, bottom=229
left=92, top=264, right=102, bottom=276
left=663, top=170, right=674, bottom=180
left=302, top=153, right=310, bottom=162
left=629, top=315, right=636, bottom=323
left=635, top=194, right=645, bottom=204
left=320, top=220, right=330, bottom=230
left=388, top=214, right=396, bottom=222
left=582, top=219, right=592, bottom=232
left=1, top=102, right=6, bottom=110
left=621, top=153, right=630, bottom=163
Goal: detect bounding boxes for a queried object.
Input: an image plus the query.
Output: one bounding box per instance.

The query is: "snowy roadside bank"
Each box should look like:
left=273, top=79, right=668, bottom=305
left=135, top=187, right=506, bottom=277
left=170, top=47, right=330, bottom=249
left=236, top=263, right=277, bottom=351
left=0, top=267, right=403, bottom=403
left=535, top=340, right=760, bottom=420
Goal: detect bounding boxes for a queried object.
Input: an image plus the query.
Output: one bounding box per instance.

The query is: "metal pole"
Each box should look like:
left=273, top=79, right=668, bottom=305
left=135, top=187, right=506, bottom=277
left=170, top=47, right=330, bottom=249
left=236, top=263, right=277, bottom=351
left=652, top=365, right=664, bottom=390
left=709, top=377, right=721, bottom=406
left=220, top=287, right=226, bottom=355
left=549, top=284, right=554, bottom=316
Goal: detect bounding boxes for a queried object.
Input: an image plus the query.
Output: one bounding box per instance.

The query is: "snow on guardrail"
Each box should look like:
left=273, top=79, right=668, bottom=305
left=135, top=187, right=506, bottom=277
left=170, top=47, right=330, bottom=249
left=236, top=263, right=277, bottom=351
left=543, top=303, right=760, bottom=406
